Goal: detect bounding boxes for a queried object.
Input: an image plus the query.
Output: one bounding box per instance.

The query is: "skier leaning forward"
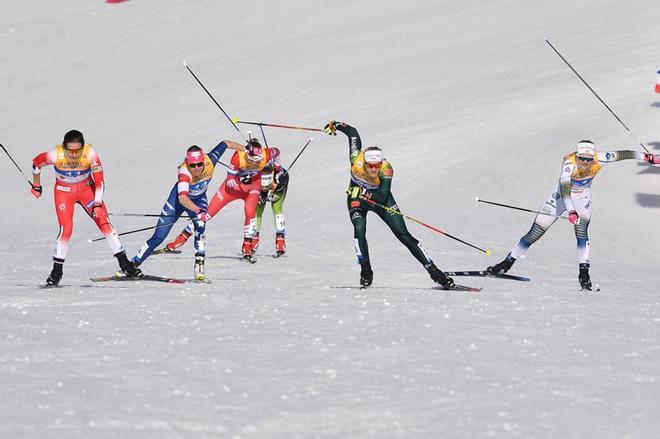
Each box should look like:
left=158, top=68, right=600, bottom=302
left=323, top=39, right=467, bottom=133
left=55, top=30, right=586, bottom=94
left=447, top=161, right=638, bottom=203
left=487, top=140, right=660, bottom=290
left=324, top=120, right=455, bottom=289
left=166, top=138, right=281, bottom=262
left=31, top=129, right=141, bottom=285
left=132, top=140, right=243, bottom=280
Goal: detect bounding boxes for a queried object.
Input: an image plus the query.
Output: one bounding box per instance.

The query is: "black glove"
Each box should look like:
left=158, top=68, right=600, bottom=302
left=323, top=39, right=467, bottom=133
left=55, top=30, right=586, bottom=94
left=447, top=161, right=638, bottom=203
left=275, top=169, right=289, bottom=189
left=240, top=174, right=252, bottom=184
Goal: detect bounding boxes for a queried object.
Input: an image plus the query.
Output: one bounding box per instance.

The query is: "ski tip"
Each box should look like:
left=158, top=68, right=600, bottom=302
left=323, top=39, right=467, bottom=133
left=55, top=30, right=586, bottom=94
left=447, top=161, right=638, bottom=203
left=475, top=196, right=480, bottom=202
left=485, top=249, right=492, bottom=256
left=232, top=117, right=239, bottom=124
left=309, top=137, right=314, bottom=141
left=182, top=60, right=187, bottom=66
left=543, top=36, right=548, bottom=41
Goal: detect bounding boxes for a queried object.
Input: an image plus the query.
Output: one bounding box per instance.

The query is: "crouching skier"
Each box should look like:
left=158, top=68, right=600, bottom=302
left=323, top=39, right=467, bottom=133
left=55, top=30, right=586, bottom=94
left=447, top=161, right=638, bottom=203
left=132, top=140, right=243, bottom=280
left=324, top=120, right=455, bottom=289
left=486, top=140, right=660, bottom=290
left=166, top=138, right=281, bottom=263
left=31, top=130, right=140, bottom=286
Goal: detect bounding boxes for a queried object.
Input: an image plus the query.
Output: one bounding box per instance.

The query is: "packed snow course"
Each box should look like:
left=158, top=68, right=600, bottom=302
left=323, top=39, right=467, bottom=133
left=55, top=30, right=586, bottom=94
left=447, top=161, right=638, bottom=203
left=1, top=1, right=659, bottom=437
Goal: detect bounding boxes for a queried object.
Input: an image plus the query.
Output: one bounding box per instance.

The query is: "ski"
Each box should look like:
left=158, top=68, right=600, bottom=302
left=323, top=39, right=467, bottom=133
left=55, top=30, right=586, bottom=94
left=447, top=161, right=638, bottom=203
left=329, top=283, right=481, bottom=292
left=151, top=248, right=182, bottom=255
left=445, top=270, right=530, bottom=282
left=90, top=274, right=186, bottom=284
left=434, top=283, right=482, bottom=292
left=272, top=252, right=286, bottom=259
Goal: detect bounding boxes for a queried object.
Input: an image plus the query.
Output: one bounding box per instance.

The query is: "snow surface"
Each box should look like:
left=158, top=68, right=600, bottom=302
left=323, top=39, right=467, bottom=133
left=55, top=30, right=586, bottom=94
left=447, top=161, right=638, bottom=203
left=1, top=1, right=660, bottom=437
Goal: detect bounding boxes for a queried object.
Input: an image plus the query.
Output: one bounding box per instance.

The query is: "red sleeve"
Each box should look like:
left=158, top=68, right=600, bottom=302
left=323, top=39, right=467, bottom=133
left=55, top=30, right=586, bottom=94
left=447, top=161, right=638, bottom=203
left=177, top=169, right=191, bottom=196
left=89, top=150, right=104, bottom=186
left=32, top=150, right=54, bottom=173
left=227, top=152, right=240, bottom=177
left=269, top=148, right=281, bottom=172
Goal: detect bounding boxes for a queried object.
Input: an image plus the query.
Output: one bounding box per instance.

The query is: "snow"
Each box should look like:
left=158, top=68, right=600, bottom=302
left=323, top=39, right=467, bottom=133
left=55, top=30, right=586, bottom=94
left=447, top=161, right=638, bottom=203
left=1, top=0, right=659, bottom=437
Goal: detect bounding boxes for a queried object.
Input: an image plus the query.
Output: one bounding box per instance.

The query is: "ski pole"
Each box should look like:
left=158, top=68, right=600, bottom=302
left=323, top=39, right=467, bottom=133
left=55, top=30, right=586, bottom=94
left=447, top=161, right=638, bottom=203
left=88, top=219, right=190, bottom=243
left=351, top=192, right=491, bottom=255
left=287, top=137, right=314, bottom=171
left=182, top=61, right=247, bottom=141
left=108, top=213, right=180, bottom=218
left=476, top=197, right=568, bottom=221
left=544, top=38, right=650, bottom=153
left=1, top=143, right=36, bottom=188
left=233, top=118, right=324, bottom=133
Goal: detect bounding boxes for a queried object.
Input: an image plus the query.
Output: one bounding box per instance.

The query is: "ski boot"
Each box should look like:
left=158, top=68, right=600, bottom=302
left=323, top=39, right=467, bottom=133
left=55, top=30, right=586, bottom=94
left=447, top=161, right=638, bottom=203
left=166, top=230, right=192, bottom=252
left=242, top=238, right=255, bottom=263
left=251, top=232, right=260, bottom=255
left=486, top=254, right=516, bottom=275
left=360, top=259, right=373, bottom=288
left=579, top=263, right=592, bottom=290
left=115, top=251, right=142, bottom=278
left=46, top=258, right=64, bottom=286
left=194, top=255, right=205, bottom=281
left=426, top=263, right=455, bottom=289
left=275, top=233, right=286, bottom=257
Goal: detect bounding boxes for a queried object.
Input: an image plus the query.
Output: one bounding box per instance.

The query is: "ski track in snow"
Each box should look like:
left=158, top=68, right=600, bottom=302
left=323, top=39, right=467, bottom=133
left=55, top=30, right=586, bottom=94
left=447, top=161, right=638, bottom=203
left=1, top=1, right=660, bottom=438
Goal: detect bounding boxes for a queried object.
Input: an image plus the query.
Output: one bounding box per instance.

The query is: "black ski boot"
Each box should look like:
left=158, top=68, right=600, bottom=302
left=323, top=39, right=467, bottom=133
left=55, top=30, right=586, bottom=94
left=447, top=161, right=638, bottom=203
left=486, top=254, right=516, bottom=275
left=114, top=251, right=142, bottom=278
left=426, top=263, right=455, bottom=289
left=579, top=263, right=592, bottom=290
left=46, top=258, right=64, bottom=286
left=360, top=259, right=373, bottom=288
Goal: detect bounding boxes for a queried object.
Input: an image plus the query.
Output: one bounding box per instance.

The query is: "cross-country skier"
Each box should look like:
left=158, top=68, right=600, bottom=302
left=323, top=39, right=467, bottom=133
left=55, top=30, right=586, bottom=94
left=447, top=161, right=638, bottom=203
left=324, top=120, right=455, bottom=289
left=486, top=140, right=660, bottom=290
left=131, top=140, right=243, bottom=280
left=166, top=138, right=281, bottom=262
left=252, top=164, right=289, bottom=257
left=31, top=129, right=141, bottom=286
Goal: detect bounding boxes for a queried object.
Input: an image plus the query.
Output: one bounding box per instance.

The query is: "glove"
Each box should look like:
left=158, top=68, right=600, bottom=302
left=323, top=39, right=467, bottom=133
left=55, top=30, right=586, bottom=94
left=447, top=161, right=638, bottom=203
left=240, top=174, right=252, bottom=184
left=226, top=178, right=240, bottom=190
left=194, top=208, right=209, bottom=222
left=568, top=210, right=579, bottom=225
left=324, top=120, right=338, bottom=136
left=91, top=201, right=103, bottom=218
left=30, top=184, right=42, bottom=198
left=275, top=169, right=289, bottom=188
left=646, top=153, right=660, bottom=165
left=349, top=186, right=371, bottom=200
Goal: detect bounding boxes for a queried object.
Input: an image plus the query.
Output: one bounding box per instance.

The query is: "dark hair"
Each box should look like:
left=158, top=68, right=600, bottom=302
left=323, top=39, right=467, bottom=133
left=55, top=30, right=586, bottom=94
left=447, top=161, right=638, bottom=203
left=63, top=130, right=85, bottom=147
left=187, top=145, right=202, bottom=153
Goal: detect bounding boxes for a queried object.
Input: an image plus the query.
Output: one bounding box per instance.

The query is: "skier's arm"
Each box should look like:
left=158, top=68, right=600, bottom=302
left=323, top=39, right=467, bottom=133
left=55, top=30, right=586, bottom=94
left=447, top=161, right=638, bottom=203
left=176, top=169, right=205, bottom=213
left=89, top=148, right=105, bottom=205
left=369, top=162, right=393, bottom=204
left=326, top=120, right=362, bottom=164
left=598, top=150, right=660, bottom=164
left=207, top=141, right=244, bottom=166
left=31, top=150, right=56, bottom=188
left=559, top=159, right=576, bottom=212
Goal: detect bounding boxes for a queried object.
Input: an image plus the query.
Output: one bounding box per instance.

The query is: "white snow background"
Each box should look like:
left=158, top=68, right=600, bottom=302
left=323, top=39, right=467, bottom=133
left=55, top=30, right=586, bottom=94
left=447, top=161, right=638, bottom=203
left=1, top=1, right=659, bottom=438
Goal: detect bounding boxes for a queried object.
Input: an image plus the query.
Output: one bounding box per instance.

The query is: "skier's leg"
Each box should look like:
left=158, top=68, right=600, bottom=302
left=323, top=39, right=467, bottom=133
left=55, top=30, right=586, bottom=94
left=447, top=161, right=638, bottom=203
left=133, top=188, right=183, bottom=265
left=574, top=191, right=593, bottom=289
left=373, top=195, right=432, bottom=266
left=272, top=190, right=286, bottom=254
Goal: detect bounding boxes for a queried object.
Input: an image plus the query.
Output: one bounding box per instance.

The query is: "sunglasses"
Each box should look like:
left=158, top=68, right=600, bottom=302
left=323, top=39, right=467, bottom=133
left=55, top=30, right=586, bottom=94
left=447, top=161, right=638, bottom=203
left=188, top=162, right=205, bottom=168
left=65, top=147, right=83, bottom=153
left=577, top=156, right=594, bottom=162
left=365, top=162, right=382, bottom=169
